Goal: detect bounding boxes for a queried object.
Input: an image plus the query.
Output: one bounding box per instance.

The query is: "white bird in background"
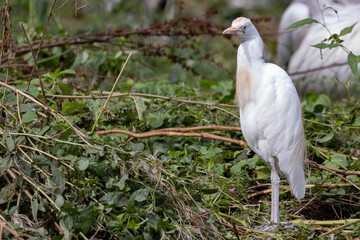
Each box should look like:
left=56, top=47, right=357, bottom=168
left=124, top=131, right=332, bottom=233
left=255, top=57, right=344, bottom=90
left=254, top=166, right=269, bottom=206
left=223, top=17, right=306, bottom=230
left=278, top=0, right=360, bottom=97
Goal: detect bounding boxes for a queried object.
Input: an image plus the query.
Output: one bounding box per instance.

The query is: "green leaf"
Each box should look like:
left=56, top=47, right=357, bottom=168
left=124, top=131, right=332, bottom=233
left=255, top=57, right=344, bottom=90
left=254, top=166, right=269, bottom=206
left=22, top=111, right=37, bottom=123
left=230, top=161, right=247, bottom=175
left=59, top=69, right=76, bottom=75
left=31, top=198, right=39, bottom=222
left=61, top=101, right=87, bottom=115
left=285, top=18, right=319, bottom=30
left=350, top=159, right=360, bottom=170
left=128, top=220, right=140, bottom=231
left=118, top=173, right=128, bottom=190
left=5, top=134, right=15, bottom=151
left=129, top=188, right=149, bottom=203
left=339, top=23, right=357, bottom=37
left=317, top=131, right=334, bottom=143
left=348, top=52, right=360, bottom=79
left=130, top=142, right=144, bottom=152
left=78, top=159, right=89, bottom=171
left=55, top=195, right=65, bottom=207
left=311, top=43, right=340, bottom=49
left=57, top=82, right=70, bottom=95
left=200, top=147, right=223, bottom=159
left=331, top=155, right=349, bottom=169
left=133, top=97, right=147, bottom=121
left=60, top=214, right=73, bottom=240
left=87, top=99, right=104, bottom=120
left=51, top=164, right=65, bottom=191
left=0, top=155, right=13, bottom=172
left=255, top=166, right=271, bottom=180
left=146, top=113, right=168, bottom=128
left=0, top=183, right=16, bottom=204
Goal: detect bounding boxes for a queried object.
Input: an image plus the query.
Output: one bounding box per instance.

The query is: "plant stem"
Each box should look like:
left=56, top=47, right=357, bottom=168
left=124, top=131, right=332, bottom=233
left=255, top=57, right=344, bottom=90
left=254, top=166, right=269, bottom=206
left=90, top=53, right=132, bottom=133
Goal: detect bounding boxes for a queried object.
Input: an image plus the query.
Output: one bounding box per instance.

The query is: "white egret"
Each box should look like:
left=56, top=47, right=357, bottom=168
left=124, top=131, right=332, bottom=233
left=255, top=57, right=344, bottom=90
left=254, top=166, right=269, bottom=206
left=223, top=17, right=306, bottom=230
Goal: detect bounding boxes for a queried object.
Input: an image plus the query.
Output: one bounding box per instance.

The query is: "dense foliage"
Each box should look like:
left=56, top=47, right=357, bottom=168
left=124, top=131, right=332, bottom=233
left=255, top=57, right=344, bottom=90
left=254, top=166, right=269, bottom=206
left=1, top=0, right=359, bottom=239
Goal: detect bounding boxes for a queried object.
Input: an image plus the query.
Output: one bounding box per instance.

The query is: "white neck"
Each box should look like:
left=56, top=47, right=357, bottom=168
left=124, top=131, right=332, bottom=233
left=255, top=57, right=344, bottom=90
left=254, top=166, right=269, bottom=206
left=237, top=36, right=264, bottom=70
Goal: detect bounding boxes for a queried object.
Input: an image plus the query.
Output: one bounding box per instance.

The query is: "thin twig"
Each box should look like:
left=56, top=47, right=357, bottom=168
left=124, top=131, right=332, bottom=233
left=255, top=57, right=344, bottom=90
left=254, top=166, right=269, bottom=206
left=307, top=160, right=360, bottom=176
left=20, top=22, right=46, bottom=103
left=17, top=144, right=74, bottom=171
left=96, top=128, right=246, bottom=147
left=247, top=183, right=360, bottom=199
left=314, top=146, right=358, bottom=160
left=0, top=81, right=90, bottom=145
left=26, top=0, right=58, bottom=104
left=320, top=219, right=360, bottom=236
left=45, top=92, right=238, bottom=108
left=151, top=125, right=241, bottom=132
left=91, top=53, right=132, bottom=133
left=291, top=218, right=360, bottom=226
left=0, top=0, right=12, bottom=116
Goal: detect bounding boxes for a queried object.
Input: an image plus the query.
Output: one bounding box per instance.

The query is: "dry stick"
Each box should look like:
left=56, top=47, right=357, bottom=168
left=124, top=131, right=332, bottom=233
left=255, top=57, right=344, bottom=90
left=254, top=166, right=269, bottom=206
left=96, top=128, right=246, bottom=147
left=90, top=53, right=132, bottom=133
left=247, top=183, right=360, bottom=199
left=151, top=125, right=241, bottom=132
left=0, top=0, right=11, bottom=116
left=17, top=144, right=74, bottom=171
left=320, top=219, right=360, bottom=237
left=326, top=168, right=360, bottom=191
left=314, top=146, right=358, bottom=160
left=308, top=160, right=360, bottom=176
left=25, top=0, right=58, bottom=104
left=46, top=92, right=238, bottom=108
left=0, top=220, right=23, bottom=240
left=0, top=1, right=8, bottom=64
left=96, top=127, right=359, bottom=173
left=20, top=22, right=45, bottom=98
left=291, top=218, right=360, bottom=226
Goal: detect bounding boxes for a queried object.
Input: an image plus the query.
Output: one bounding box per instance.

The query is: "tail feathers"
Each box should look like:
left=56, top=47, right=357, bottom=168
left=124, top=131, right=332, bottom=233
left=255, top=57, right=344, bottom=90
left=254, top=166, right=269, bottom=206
left=287, top=160, right=305, bottom=200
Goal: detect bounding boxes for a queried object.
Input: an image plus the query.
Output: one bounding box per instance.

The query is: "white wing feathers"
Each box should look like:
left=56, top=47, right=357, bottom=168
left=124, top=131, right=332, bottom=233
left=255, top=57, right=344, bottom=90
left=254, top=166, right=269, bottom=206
left=257, top=64, right=306, bottom=200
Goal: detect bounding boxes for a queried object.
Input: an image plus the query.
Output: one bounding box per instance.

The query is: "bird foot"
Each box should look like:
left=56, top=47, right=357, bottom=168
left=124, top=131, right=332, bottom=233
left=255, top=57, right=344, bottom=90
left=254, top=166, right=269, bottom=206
left=254, top=224, right=278, bottom=232
left=254, top=218, right=299, bottom=232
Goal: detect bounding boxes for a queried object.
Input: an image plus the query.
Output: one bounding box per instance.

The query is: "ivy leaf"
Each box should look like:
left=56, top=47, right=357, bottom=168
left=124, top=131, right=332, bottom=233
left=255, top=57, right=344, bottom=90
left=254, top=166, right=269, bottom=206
left=61, top=101, right=87, bottom=115
left=57, top=82, right=71, bottom=95
left=133, top=97, right=147, bottom=121
left=129, top=188, right=149, bottom=203
left=78, top=159, right=89, bottom=171
left=22, top=111, right=37, bottom=123
left=0, top=183, right=16, bottom=204
left=5, top=134, right=15, bottom=151
left=339, top=23, right=357, bottom=37
left=311, top=43, right=340, bottom=49
left=31, top=198, right=39, bottom=222
left=59, top=69, right=76, bottom=75
left=0, top=155, right=13, bottom=172
left=348, top=52, right=360, bottom=79
left=285, top=18, right=319, bottom=30
left=317, top=131, right=334, bottom=143
left=51, top=164, right=65, bottom=191
left=146, top=113, right=168, bottom=128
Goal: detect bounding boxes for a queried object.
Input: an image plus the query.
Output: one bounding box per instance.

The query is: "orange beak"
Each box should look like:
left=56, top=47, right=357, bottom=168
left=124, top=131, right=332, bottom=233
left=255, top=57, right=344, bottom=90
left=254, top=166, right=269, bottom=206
left=222, top=26, right=238, bottom=35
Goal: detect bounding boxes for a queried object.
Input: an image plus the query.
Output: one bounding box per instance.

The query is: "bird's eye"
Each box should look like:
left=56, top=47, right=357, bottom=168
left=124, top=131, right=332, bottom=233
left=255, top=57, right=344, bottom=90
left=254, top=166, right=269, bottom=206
left=243, top=26, right=247, bottom=29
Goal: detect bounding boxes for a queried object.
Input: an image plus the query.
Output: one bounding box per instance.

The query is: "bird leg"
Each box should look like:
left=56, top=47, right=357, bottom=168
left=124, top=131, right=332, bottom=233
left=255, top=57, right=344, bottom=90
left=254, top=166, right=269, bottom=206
left=254, top=164, right=299, bottom=231
left=270, top=167, right=280, bottom=225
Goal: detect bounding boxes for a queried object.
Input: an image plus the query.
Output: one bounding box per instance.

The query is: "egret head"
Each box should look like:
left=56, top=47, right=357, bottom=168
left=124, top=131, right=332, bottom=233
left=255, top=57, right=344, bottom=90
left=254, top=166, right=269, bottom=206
left=223, top=17, right=259, bottom=42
